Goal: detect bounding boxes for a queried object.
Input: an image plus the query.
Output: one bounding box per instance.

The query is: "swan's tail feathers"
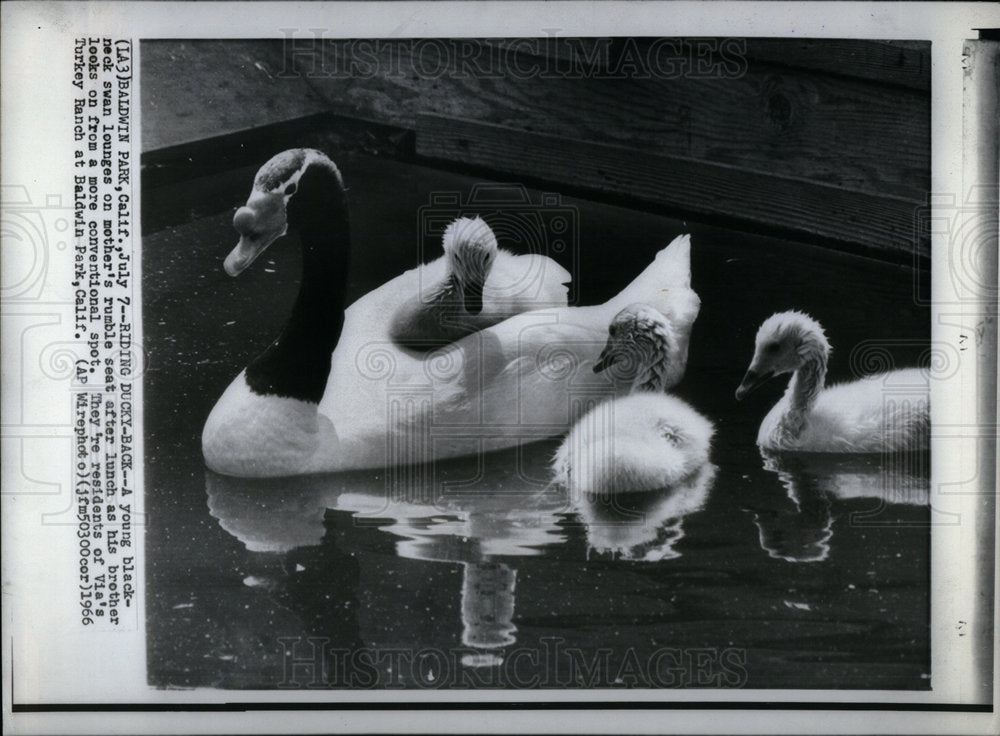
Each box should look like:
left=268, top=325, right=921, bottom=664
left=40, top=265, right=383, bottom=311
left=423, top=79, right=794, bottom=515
left=653, top=234, right=692, bottom=287
left=607, top=234, right=695, bottom=313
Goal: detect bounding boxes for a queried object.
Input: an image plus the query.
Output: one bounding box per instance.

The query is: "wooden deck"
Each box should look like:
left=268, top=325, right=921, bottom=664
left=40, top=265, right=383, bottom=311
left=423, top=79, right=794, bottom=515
left=141, top=38, right=930, bottom=260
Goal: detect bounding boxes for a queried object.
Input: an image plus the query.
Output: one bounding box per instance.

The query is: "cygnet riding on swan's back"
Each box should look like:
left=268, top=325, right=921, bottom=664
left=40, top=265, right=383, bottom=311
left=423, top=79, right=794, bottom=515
left=735, top=311, right=929, bottom=452
left=552, top=303, right=714, bottom=495
left=202, top=148, right=700, bottom=478
left=388, top=216, right=570, bottom=351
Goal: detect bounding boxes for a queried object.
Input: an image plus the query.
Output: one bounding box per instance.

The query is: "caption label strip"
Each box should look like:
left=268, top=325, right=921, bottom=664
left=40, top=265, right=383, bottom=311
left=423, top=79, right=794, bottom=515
left=71, top=38, right=136, bottom=628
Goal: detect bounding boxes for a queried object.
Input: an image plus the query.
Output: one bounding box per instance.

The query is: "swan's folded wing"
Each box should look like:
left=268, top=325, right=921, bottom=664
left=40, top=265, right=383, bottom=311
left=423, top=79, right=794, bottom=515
left=525, top=253, right=572, bottom=305
left=436, top=313, right=622, bottom=434
left=486, top=253, right=571, bottom=311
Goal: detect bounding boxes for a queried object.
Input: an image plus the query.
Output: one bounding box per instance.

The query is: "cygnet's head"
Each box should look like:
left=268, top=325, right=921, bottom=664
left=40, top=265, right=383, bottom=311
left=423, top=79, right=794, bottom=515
left=593, top=303, right=675, bottom=388
left=441, top=216, right=498, bottom=315
left=226, top=149, right=343, bottom=277
left=735, top=310, right=830, bottom=400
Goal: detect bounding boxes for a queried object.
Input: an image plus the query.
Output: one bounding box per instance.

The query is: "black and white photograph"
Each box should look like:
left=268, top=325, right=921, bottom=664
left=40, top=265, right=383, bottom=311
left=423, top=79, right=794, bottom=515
left=142, top=34, right=939, bottom=691
left=2, top=2, right=998, bottom=734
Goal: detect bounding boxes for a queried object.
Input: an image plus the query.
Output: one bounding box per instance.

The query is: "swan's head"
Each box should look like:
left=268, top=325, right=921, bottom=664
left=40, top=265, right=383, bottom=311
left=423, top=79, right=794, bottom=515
left=593, top=303, right=675, bottom=388
left=224, top=149, right=344, bottom=277
left=441, top=216, right=498, bottom=315
left=736, top=310, right=831, bottom=400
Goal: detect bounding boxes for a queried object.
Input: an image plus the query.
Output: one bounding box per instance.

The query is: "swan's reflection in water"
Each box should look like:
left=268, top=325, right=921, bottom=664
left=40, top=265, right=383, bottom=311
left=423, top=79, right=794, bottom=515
left=206, top=473, right=331, bottom=553
left=571, top=463, right=717, bottom=561
left=747, top=448, right=931, bottom=563
left=204, top=445, right=570, bottom=668
left=205, top=471, right=368, bottom=683
left=335, top=481, right=567, bottom=666
left=205, top=444, right=719, bottom=667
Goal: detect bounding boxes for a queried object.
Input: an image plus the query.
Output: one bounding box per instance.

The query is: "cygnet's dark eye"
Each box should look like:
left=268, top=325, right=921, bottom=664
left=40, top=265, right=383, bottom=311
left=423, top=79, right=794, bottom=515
left=284, top=181, right=297, bottom=196
left=765, top=341, right=780, bottom=353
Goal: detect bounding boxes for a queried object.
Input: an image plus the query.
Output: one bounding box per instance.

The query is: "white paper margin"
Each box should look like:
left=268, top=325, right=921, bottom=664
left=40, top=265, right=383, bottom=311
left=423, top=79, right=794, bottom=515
left=2, top=2, right=998, bottom=734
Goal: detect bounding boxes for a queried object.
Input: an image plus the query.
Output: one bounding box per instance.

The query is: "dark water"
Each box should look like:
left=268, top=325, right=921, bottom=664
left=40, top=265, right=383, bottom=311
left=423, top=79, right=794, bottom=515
left=143, top=152, right=931, bottom=690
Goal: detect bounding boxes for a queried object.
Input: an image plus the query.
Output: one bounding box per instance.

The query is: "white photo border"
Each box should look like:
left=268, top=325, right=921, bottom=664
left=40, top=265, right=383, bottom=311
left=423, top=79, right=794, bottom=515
left=1, top=2, right=998, bottom=734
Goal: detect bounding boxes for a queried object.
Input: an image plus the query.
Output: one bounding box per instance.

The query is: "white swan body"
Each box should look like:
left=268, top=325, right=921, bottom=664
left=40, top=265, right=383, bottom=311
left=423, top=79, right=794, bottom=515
left=321, top=236, right=699, bottom=473
left=552, top=393, right=715, bottom=494
left=202, top=149, right=700, bottom=477
left=735, top=311, right=929, bottom=452
left=551, top=303, right=714, bottom=495
left=388, top=216, right=570, bottom=350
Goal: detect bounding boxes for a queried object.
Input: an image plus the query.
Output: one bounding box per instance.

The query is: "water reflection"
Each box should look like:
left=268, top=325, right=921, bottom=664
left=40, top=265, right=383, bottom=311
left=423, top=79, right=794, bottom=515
left=204, top=471, right=366, bottom=683
left=199, top=439, right=932, bottom=687
left=747, top=449, right=931, bottom=563
left=205, top=446, right=720, bottom=666
left=206, top=472, right=332, bottom=553
left=204, top=445, right=572, bottom=666
left=335, top=480, right=568, bottom=664
left=570, top=462, right=717, bottom=561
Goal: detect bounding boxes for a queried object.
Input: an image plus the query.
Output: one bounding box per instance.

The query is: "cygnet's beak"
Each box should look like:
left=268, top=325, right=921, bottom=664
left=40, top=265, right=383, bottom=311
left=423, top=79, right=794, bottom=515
left=462, top=280, right=484, bottom=315
left=735, top=367, right=773, bottom=400
left=592, top=344, right=619, bottom=373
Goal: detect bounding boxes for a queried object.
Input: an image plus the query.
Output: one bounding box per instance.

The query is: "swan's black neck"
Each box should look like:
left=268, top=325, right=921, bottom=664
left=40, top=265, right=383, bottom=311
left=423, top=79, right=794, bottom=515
left=245, top=161, right=351, bottom=403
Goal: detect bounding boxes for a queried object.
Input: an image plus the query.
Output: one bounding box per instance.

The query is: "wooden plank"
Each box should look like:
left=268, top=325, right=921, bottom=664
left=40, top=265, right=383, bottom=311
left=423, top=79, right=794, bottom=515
left=140, top=113, right=415, bottom=233
left=140, top=40, right=327, bottom=152
left=302, top=39, right=929, bottom=201
left=493, top=38, right=930, bottom=91
left=414, top=114, right=927, bottom=258
left=141, top=113, right=413, bottom=190
left=742, top=39, right=930, bottom=91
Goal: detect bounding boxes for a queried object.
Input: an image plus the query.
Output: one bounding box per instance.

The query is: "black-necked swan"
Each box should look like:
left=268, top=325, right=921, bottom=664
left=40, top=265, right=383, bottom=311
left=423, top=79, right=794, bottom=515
left=735, top=311, right=929, bottom=452
left=551, top=303, right=715, bottom=495
left=388, top=216, right=570, bottom=351
left=202, top=148, right=701, bottom=477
